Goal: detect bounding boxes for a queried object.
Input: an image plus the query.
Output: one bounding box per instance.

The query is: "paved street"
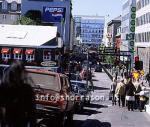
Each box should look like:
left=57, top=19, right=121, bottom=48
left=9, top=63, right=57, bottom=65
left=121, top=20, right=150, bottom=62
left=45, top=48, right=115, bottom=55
left=72, top=71, right=150, bottom=127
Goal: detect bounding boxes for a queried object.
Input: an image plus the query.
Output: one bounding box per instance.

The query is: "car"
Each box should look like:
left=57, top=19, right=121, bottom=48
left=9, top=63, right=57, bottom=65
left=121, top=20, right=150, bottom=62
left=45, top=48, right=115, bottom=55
left=26, top=69, right=75, bottom=127
left=70, top=80, right=91, bottom=105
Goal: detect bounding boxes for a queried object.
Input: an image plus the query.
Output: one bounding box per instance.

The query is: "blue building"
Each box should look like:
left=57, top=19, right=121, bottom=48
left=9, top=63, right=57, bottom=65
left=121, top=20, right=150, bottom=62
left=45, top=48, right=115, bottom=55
left=74, top=15, right=105, bottom=47
left=21, top=0, right=72, bottom=49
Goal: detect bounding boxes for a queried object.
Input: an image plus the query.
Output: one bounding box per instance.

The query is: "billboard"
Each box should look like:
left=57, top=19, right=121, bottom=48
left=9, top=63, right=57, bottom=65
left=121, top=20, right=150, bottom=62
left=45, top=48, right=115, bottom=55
left=42, top=7, right=66, bottom=23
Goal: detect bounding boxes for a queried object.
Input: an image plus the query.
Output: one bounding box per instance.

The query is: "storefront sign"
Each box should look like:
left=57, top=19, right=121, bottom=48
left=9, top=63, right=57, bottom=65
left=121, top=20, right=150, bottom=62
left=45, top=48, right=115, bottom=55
left=41, top=61, right=57, bottom=67
left=42, top=7, right=66, bottom=23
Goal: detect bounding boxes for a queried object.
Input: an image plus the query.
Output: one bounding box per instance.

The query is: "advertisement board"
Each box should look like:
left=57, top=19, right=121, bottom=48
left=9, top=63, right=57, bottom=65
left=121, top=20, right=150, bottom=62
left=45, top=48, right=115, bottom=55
left=42, top=7, right=66, bottom=23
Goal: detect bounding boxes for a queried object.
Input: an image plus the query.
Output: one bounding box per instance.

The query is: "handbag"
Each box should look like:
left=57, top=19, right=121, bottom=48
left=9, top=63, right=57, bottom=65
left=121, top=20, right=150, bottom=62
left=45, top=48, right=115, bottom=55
left=126, top=96, right=135, bottom=101
left=109, top=91, right=112, bottom=100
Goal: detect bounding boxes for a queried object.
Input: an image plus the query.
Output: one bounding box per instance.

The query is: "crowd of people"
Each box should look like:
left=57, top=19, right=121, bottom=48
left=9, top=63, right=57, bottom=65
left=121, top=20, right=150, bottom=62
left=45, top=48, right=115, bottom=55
left=110, top=72, right=149, bottom=112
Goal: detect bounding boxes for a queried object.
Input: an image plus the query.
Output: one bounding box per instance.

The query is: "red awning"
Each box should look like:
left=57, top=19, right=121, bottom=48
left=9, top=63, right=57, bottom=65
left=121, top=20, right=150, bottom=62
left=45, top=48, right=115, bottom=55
left=13, top=48, right=22, bottom=54
left=1, top=48, right=10, bottom=54
left=25, top=49, right=34, bottom=55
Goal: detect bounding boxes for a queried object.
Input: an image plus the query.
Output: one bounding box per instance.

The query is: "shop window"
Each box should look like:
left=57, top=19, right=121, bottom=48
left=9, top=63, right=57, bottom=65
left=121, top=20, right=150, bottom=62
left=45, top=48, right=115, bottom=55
left=25, top=49, right=35, bottom=61
left=1, top=48, right=11, bottom=60
left=13, top=48, right=22, bottom=60
left=43, top=50, right=51, bottom=61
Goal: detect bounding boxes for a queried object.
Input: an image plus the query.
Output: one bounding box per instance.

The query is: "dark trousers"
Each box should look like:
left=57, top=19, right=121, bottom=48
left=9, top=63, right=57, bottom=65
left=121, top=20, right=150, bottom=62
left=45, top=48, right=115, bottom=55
left=134, top=95, right=140, bottom=109
left=118, top=95, right=125, bottom=107
left=112, top=91, right=116, bottom=105
left=127, top=101, right=134, bottom=111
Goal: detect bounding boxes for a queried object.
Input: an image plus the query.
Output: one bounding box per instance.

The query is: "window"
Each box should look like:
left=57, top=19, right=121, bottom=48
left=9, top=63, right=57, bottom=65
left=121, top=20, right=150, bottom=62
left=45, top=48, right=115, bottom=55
left=1, top=48, right=11, bottom=60
left=43, top=50, right=51, bottom=61
left=2, top=14, right=6, bottom=20
left=11, top=2, right=17, bottom=11
left=25, top=49, right=35, bottom=61
left=2, top=1, right=7, bottom=10
left=13, top=48, right=22, bottom=60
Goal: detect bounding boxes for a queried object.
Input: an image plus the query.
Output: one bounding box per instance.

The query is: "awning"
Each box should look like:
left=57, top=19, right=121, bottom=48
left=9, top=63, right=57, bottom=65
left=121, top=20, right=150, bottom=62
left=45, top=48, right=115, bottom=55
left=13, top=48, right=22, bottom=54
left=25, top=49, right=34, bottom=55
left=1, top=48, right=10, bottom=54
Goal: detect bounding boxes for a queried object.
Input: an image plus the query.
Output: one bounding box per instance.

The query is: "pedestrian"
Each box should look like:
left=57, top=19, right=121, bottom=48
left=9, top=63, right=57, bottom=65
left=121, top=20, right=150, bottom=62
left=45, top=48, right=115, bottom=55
left=133, top=79, right=142, bottom=110
left=139, top=87, right=149, bottom=112
left=0, top=61, right=36, bottom=127
left=115, top=77, right=126, bottom=107
left=125, top=78, right=136, bottom=111
left=110, top=77, right=117, bottom=105
left=146, top=73, right=150, bottom=86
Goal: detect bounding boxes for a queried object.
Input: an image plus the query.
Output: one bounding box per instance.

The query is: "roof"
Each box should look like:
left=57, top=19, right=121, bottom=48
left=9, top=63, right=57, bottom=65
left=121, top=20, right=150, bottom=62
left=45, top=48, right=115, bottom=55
left=0, top=0, right=21, bottom=3
left=0, top=24, right=58, bottom=48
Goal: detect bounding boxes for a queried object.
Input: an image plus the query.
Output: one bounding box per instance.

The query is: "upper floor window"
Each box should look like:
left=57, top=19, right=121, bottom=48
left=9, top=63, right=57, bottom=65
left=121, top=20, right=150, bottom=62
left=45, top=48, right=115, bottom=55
left=2, top=1, right=7, bottom=10
left=11, top=2, right=17, bottom=11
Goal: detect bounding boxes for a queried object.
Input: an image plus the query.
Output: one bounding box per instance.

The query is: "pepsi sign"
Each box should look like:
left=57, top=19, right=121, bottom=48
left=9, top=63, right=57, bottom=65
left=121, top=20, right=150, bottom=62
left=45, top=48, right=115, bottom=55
left=42, top=7, right=66, bottom=23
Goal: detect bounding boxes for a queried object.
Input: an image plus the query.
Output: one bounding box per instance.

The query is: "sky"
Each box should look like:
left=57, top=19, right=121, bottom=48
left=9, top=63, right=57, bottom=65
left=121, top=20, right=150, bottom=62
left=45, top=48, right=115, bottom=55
left=72, top=0, right=123, bottom=21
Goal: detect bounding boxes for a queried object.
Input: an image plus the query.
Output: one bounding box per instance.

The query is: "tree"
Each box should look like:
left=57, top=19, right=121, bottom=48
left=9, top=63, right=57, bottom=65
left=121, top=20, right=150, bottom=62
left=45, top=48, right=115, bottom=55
left=16, top=16, right=37, bottom=25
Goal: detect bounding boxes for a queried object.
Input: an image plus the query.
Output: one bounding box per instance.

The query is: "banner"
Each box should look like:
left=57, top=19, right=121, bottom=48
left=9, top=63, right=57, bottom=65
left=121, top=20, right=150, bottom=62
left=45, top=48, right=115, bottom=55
left=42, top=7, right=66, bottom=23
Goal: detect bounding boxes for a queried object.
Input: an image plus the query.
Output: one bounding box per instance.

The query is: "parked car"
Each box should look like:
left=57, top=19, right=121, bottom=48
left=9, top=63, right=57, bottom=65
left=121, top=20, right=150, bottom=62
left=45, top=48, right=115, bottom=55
left=70, top=80, right=91, bottom=105
left=26, top=69, right=75, bottom=127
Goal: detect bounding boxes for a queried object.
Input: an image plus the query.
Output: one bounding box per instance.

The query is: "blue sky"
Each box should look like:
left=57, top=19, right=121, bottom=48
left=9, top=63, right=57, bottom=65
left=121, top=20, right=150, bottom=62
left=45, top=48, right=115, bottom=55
left=72, top=0, right=123, bottom=21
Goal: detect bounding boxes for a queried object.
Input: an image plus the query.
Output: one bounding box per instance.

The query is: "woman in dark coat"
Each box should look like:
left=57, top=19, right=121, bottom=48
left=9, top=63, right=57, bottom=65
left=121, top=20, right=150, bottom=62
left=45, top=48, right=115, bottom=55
left=125, top=78, right=136, bottom=111
left=0, top=61, right=36, bottom=127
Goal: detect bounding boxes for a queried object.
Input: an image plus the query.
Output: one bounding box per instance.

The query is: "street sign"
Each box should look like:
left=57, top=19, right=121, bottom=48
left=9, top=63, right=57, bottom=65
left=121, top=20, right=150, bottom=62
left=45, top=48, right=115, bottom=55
left=41, top=61, right=57, bottom=67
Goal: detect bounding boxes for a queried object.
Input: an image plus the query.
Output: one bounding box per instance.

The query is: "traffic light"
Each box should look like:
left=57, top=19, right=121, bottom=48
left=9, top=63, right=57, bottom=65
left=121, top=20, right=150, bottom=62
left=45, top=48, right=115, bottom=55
left=134, top=56, right=143, bottom=70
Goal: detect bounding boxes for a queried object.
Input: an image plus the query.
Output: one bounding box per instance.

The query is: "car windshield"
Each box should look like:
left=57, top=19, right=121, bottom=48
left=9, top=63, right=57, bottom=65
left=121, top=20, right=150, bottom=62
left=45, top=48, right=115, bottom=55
left=28, top=72, right=60, bottom=91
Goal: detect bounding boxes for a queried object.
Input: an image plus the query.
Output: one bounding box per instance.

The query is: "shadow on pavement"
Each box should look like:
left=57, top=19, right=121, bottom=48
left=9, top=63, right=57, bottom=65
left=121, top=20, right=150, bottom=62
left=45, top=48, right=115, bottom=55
left=92, top=79, right=99, bottom=81
left=93, top=86, right=109, bottom=90
left=85, top=103, right=108, bottom=109
left=72, top=119, right=111, bottom=127
left=76, top=108, right=102, bottom=115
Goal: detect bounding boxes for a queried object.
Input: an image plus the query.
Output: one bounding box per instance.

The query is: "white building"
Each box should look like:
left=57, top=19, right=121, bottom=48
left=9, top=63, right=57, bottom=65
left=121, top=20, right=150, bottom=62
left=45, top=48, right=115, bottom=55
left=121, top=0, right=136, bottom=66
left=135, top=0, right=150, bottom=73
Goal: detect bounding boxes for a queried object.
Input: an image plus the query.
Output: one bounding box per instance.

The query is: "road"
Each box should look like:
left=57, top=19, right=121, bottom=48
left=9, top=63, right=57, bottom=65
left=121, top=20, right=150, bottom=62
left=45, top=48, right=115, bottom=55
left=71, top=71, right=150, bottom=127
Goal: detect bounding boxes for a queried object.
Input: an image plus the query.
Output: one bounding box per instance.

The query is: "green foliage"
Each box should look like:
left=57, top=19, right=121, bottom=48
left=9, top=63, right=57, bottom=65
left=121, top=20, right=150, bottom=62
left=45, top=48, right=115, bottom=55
left=16, top=16, right=37, bottom=25
left=105, top=55, right=115, bottom=64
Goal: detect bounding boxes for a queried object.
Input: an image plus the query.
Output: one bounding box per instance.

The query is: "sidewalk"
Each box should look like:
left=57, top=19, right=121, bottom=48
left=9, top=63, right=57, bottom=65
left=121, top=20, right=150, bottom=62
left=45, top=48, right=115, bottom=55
left=91, top=71, right=150, bottom=127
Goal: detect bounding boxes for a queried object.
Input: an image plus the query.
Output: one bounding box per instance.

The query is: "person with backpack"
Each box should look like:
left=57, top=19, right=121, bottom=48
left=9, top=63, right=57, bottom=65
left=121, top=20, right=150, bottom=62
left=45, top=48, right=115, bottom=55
left=110, top=77, right=117, bottom=105
left=115, top=77, right=126, bottom=107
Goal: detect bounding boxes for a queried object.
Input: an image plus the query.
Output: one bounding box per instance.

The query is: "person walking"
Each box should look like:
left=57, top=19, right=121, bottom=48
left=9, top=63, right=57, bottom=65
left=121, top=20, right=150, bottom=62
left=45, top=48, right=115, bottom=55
left=133, top=79, right=142, bottom=110
left=110, top=77, right=117, bottom=105
left=125, top=78, right=136, bottom=111
left=115, top=77, right=126, bottom=107
left=0, top=61, right=36, bottom=127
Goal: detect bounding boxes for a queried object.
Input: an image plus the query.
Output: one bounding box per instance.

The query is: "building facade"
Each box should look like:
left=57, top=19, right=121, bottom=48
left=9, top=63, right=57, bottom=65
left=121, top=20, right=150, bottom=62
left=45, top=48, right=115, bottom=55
left=21, top=0, right=72, bottom=49
left=135, top=0, right=150, bottom=73
left=107, top=15, right=121, bottom=47
left=121, top=0, right=136, bottom=67
left=0, top=0, right=21, bottom=24
left=74, top=15, right=105, bottom=47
